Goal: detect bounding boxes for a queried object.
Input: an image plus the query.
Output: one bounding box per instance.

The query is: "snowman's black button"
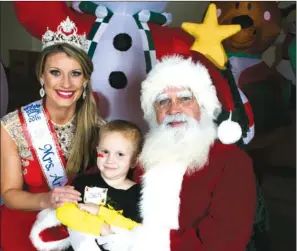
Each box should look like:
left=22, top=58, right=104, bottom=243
left=109, top=71, right=128, bottom=89
left=113, top=33, right=132, bottom=51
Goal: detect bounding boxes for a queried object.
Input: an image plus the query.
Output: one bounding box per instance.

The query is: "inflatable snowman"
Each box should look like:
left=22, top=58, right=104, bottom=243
left=14, top=1, right=193, bottom=131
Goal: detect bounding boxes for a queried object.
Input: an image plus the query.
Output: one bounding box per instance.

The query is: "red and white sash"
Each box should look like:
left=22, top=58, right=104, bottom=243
left=18, top=100, right=68, bottom=189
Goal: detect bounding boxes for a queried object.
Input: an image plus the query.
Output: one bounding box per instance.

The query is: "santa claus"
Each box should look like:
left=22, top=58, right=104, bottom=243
left=98, top=50, right=257, bottom=251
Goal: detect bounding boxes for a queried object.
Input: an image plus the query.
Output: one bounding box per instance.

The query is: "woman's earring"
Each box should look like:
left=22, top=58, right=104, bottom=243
left=39, top=79, right=45, bottom=98
left=82, top=84, right=87, bottom=100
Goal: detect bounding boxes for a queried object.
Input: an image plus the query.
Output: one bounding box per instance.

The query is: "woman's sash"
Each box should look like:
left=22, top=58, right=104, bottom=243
left=18, top=100, right=68, bottom=189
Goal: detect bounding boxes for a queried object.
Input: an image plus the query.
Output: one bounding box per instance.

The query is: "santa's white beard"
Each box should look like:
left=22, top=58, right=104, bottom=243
left=140, top=113, right=217, bottom=171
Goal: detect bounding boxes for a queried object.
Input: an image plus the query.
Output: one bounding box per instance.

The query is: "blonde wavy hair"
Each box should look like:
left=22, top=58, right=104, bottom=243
left=36, top=43, right=105, bottom=177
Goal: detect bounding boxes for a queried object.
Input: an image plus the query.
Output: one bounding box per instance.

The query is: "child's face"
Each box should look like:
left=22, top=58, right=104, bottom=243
left=97, top=132, right=135, bottom=181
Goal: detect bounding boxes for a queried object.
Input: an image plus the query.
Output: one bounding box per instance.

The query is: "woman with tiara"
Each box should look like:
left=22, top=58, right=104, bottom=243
left=0, top=17, right=105, bottom=251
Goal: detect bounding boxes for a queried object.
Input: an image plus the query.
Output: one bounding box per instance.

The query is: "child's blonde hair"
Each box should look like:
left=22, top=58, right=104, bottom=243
left=99, top=120, right=143, bottom=161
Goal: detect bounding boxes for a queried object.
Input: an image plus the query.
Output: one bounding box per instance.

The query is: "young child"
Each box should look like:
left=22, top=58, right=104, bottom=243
left=56, top=120, right=143, bottom=238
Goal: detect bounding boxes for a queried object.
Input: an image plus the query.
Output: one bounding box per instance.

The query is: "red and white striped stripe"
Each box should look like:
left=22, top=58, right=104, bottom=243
left=238, top=89, right=255, bottom=144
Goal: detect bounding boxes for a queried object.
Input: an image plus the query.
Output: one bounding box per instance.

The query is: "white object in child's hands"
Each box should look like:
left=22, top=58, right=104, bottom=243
left=68, top=228, right=102, bottom=251
left=84, top=186, right=108, bottom=205
left=97, top=226, right=140, bottom=251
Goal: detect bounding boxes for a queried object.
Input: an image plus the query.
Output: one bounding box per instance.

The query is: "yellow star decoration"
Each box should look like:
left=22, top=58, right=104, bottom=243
left=181, top=3, right=241, bottom=69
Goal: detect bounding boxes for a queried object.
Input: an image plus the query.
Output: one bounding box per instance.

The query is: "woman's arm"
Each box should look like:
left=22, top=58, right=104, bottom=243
left=1, top=125, right=47, bottom=210
left=0, top=125, right=81, bottom=210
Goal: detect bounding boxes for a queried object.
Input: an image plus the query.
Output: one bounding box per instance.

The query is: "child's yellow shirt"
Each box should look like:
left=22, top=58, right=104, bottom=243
left=56, top=203, right=140, bottom=235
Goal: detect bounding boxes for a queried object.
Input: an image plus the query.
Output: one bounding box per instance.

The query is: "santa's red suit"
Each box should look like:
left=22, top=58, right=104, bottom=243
left=131, top=142, right=256, bottom=251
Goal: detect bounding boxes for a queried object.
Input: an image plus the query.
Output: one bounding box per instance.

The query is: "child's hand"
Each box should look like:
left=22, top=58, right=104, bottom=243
left=101, top=222, right=112, bottom=236
left=78, top=203, right=100, bottom=215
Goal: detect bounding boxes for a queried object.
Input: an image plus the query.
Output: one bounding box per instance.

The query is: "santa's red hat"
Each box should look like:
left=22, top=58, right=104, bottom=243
left=141, top=50, right=243, bottom=145
left=30, top=209, right=70, bottom=251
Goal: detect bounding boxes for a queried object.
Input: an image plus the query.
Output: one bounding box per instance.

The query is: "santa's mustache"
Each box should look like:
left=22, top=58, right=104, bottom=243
left=162, top=113, right=191, bottom=126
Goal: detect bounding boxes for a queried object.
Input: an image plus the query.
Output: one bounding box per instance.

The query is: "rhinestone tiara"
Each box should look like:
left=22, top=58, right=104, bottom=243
left=42, top=17, right=88, bottom=52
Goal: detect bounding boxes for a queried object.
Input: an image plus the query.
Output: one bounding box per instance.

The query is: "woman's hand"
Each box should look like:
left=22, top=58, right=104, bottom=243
left=78, top=202, right=100, bottom=215
left=41, top=185, right=82, bottom=209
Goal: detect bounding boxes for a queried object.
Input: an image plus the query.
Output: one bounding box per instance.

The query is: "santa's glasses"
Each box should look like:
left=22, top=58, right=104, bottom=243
left=154, top=92, right=196, bottom=112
